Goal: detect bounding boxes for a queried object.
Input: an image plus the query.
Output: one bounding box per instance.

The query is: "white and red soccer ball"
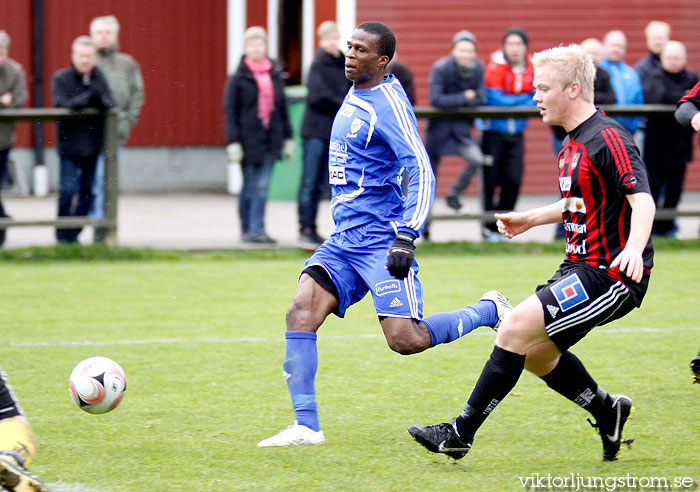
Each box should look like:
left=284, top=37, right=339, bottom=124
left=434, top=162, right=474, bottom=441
left=69, top=357, right=126, bottom=414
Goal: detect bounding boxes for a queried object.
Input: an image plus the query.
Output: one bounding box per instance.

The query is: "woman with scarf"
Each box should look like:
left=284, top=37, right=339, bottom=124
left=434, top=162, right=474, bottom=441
left=224, top=26, right=294, bottom=244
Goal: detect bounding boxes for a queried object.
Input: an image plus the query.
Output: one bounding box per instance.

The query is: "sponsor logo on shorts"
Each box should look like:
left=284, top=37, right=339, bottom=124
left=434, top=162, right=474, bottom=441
left=389, top=297, right=404, bottom=308
left=375, top=279, right=401, bottom=297
left=552, top=273, right=589, bottom=311
left=546, top=304, right=560, bottom=318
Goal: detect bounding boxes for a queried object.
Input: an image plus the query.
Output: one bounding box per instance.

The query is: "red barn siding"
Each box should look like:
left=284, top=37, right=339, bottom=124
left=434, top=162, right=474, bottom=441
left=2, top=0, right=699, bottom=193
left=6, top=0, right=227, bottom=147
left=2, top=0, right=33, bottom=145
left=358, top=0, right=700, bottom=194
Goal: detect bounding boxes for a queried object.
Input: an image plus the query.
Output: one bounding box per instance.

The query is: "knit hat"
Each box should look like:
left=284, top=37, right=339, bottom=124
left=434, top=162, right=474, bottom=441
left=503, top=27, right=528, bottom=46
left=452, top=30, right=477, bottom=46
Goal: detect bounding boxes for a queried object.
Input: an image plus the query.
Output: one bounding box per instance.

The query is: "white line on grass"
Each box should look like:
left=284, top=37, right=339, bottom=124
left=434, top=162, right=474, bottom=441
left=4, top=326, right=699, bottom=348
left=48, top=483, right=116, bottom=492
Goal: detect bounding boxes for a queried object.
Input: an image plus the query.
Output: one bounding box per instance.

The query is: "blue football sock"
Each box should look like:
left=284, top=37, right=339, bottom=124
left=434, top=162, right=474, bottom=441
left=283, top=331, right=320, bottom=431
left=423, top=299, right=498, bottom=347
left=471, top=299, right=499, bottom=328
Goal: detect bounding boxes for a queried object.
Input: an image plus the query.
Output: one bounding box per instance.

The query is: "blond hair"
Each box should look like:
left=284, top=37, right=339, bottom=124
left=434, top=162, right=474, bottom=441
left=532, top=44, right=595, bottom=103
left=244, top=26, right=267, bottom=44
left=317, top=21, right=339, bottom=39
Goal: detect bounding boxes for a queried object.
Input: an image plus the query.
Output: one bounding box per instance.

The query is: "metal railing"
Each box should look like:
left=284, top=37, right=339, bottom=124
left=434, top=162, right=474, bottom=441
left=412, top=104, right=700, bottom=223
left=0, top=108, right=119, bottom=246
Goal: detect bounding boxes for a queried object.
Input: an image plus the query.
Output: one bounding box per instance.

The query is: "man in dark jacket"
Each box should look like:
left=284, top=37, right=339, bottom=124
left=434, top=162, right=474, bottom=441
left=0, top=30, right=28, bottom=247
left=642, top=40, right=698, bottom=237
left=297, top=21, right=350, bottom=248
left=424, top=30, right=486, bottom=221
left=635, top=21, right=671, bottom=82
left=52, top=35, right=114, bottom=243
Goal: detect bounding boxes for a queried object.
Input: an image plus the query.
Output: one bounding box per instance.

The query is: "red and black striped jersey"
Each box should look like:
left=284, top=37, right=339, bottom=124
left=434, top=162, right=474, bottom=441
left=678, top=80, right=700, bottom=107
left=557, top=110, right=654, bottom=279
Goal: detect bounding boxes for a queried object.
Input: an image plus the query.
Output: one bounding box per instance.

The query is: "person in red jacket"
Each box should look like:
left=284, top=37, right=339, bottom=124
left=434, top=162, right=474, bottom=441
left=479, top=27, right=536, bottom=241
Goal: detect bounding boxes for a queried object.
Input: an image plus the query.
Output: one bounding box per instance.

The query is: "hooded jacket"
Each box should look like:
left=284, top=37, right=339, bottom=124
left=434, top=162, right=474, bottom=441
left=480, top=50, right=535, bottom=134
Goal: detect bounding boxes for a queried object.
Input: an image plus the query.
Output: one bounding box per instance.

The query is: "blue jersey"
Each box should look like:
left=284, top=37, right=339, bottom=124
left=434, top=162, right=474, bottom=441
left=328, top=74, right=434, bottom=237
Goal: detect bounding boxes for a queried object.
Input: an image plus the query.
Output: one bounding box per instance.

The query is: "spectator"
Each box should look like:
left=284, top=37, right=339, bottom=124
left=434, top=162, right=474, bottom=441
left=224, top=26, right=294, bottom=244
left=480, top=27, right=535, bottom=240
left=580, top=38, right=617, bottom=105
left=0, top=30, right=27, bottom=247
left=297, top=21, right=350, bottom=249
left=424, top=30, right=486, bottom=218
left=0, top=366, right=50, bottom=491
left=635, top=21, right=671, bottom=81
left=52, top=36, right=115, bottom=244
left=88, top=15, right=145, bottom=238
left=599, top=30, right=644, bottom=136
left=642, top=40, right=698, bottom=237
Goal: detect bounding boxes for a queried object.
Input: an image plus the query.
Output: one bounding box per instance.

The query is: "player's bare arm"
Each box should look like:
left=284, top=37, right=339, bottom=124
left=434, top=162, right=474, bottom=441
left=495, top=199, right=565, bottom=238
left=609, top=192, right=655, bottom=283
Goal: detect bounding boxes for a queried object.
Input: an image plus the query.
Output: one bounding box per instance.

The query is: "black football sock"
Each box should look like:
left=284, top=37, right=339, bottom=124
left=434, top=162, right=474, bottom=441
left=454, top=345, right=525, bottom=438
left=540, top=351, right=611, bottom=420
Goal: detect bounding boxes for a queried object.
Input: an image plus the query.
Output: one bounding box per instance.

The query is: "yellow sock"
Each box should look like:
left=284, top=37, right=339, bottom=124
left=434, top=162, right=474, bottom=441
left=0, top=417, right=36, bottom=466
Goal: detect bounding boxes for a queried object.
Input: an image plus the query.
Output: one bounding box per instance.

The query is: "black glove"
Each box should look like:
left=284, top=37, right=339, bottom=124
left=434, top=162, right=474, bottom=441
left=386, top=232, right=416, bottom=279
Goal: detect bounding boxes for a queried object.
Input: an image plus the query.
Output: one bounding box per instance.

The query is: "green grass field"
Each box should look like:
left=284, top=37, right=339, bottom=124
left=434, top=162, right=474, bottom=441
left=1, top=243, right=698, bottom=492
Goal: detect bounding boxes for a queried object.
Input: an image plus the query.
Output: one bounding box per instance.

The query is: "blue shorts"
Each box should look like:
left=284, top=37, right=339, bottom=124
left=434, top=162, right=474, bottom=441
left=303, top=221, right=424, bottom=319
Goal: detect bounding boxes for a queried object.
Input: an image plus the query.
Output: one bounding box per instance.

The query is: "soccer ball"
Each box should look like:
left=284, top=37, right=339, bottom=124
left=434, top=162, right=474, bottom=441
left=69, top=357, right=127, bottom=414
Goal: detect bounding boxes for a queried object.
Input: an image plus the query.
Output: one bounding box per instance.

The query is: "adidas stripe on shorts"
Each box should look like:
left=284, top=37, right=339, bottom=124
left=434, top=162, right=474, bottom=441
left=535, top=260, right=649, bottom=352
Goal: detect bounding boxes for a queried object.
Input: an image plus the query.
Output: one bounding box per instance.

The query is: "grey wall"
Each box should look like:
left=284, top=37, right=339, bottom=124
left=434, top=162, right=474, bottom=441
left=8, top=146, right=229, bottom=194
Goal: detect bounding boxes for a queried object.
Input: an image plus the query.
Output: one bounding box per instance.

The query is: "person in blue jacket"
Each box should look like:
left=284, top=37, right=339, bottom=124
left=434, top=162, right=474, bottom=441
left=257, top=21, right=511, bottom=448
left=599, top=30, right=644, bottom=136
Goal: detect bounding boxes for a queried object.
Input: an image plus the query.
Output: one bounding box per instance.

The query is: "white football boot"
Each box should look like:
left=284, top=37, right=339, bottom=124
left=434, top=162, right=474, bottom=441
left=478, top=290, right=513, bottom=331
left=257, top=422, right=325, bottom=447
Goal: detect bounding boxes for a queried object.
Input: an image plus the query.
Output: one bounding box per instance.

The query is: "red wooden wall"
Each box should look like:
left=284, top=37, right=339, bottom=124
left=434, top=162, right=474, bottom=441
left=3, top=1, right=700, bottom=193
left=3, top=0, right=228, bottom=147
left=357, top=0, right=700, bottom=194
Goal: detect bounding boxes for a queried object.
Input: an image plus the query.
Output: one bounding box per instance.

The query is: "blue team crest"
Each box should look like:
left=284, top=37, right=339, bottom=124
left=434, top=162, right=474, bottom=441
left=551, top=273, right=589, bottom=311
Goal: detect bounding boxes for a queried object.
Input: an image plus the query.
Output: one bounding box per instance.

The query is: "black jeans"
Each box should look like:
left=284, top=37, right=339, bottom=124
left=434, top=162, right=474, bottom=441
left=57, top=155, right=98, bottom=242
left=298, top=137, right=329, bottom=232
left=481, top=131, right=524, bottom=232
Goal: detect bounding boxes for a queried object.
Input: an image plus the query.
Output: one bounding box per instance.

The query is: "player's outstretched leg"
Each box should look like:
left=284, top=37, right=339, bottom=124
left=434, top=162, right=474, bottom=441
left=691, top=350, right=700, bottom=384
left=407, top=419, right=472, bottom=460
left=587, top=394, right=632, bottom=461
left=421, top=290, right=512, bottom=347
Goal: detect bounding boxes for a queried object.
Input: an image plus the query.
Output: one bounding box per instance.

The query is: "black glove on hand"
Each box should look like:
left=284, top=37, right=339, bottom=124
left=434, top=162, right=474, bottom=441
left=386, top=232, right=416, bottom=279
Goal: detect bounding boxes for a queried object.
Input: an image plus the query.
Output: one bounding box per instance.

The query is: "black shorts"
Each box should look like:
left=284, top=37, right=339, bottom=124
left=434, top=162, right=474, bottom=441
left=535, top=261, right=650, bottom=352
